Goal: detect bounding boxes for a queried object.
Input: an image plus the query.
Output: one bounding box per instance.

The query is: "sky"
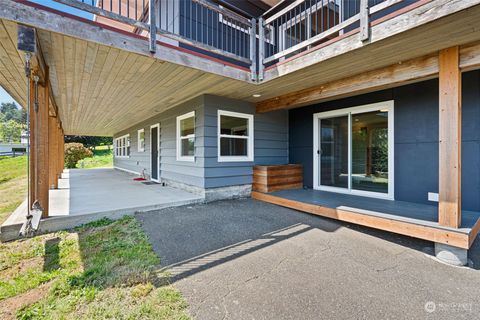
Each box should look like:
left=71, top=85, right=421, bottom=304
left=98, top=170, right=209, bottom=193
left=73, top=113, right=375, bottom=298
left=0, top=87, right=20, bottom=107
left=30, top=0, right=93, bottom=20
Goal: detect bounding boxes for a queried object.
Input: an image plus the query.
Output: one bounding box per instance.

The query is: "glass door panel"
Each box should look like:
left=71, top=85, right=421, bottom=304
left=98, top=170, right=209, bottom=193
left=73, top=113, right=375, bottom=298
left=320, top=116, right=349, bottom=189
left=351, top=110, right=389, bottom=194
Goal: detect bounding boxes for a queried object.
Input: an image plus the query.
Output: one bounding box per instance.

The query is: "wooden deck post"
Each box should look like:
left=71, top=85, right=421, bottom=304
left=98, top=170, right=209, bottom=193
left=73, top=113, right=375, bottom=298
left=57, top=122, right=63, bottom=179
left=438, top=46, right=462, bottom=228
left=48, top=115, right=58, bottom=189
left=59, top=126, right=64, bottom=176
left=28, top=78, right=36, bottom=209
left=36, top=78, right=50, bottom=218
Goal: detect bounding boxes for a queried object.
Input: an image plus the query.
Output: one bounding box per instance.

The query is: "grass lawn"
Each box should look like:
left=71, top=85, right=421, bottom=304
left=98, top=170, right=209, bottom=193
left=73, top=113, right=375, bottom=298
left=0, top=156, right=27, bottom=224
left=0, top=216, right=190, bottom=320
left=76, top=146, right=113, bottom=169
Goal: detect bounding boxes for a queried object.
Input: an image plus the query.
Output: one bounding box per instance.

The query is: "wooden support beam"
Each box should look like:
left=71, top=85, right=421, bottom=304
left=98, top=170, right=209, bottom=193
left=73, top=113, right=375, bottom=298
left=36, top=78, right=50, bottom=218
left=438, top=46, right=461, bottom=228
left=256, top=42, right=480, bottom=113
left=28, top=78, right=35, bottom=209
left=59, top=126, right=64, bottom=177
left=57, top=121, right=62, bottom=179
left=48, top=115, right=58, bottom=189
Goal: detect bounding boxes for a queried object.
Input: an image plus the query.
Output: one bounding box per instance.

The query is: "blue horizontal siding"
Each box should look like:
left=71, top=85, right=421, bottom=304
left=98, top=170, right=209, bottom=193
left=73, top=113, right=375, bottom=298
left=114, top=94, right=289, bottom=190
left=288, top=70, right=480, bottom=211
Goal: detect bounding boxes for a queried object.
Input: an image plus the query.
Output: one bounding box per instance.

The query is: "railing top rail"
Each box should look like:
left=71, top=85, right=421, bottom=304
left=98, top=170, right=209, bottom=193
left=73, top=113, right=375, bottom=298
left=192, top=0, right=251, bottom=25
left=263, top=0, right=307, bottom=25
left=262, top=0, right=412, bottom=64
left=53, top=0, right=150, bottom=30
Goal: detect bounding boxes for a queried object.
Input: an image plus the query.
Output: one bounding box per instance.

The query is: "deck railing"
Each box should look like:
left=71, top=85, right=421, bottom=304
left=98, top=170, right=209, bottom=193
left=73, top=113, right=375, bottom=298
left=260, top=0, right=412, bottom=66
left=50, top=0, right=418, bottom=80
left=53, top=0, right=255, bottom=66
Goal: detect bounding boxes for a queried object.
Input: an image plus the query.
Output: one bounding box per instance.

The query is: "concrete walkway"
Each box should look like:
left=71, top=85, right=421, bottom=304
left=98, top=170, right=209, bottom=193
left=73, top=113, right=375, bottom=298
left=138, top=199, right=480, bottom=320
left=1, top=168, right=203, bottom=241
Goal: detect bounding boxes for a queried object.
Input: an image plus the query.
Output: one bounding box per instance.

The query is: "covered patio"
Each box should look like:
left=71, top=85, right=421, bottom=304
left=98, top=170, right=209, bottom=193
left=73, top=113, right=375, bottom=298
left=0, top=168, right=203, bottom=241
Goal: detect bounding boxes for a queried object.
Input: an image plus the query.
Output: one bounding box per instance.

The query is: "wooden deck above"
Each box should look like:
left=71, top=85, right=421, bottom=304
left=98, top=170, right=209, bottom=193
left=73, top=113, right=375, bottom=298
left=1, top=0, right=480, bottom=136
left=252, top=189, right=480, bottom=249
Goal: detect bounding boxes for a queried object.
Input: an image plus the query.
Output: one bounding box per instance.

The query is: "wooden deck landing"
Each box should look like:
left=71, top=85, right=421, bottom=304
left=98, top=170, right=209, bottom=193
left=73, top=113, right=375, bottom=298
left=252, top=189, right=480, bottom=249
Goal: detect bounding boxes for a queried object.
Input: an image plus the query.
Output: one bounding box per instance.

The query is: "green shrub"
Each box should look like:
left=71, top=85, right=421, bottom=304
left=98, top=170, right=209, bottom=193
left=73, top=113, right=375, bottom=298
left=64, top=143, right=93, bottom=168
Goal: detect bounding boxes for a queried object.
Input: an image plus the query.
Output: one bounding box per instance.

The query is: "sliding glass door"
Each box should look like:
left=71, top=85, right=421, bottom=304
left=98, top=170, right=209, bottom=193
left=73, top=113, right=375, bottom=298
left=313, top=101, right=394, bottom=199
left=319, top=115, right=349, bottom=189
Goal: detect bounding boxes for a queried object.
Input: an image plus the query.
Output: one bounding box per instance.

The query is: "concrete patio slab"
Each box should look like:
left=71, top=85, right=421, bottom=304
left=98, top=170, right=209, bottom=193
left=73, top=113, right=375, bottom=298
left=138, top=199, right=480, bottom=320
left=1, top=168, right=203, bottom=241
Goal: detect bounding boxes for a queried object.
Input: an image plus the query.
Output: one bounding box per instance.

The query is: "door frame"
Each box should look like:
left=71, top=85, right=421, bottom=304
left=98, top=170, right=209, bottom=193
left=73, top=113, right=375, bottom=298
left=150, top=123, right=160, bottom=182
left=313, top=101, right=394, bottom=200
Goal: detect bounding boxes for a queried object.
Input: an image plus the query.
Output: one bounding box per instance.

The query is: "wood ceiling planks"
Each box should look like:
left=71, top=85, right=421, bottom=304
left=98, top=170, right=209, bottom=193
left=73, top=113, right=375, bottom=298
left=35, top=28, right=255, bottom=135
left=1, top=1, right=480, bottom=136
left=0, top=20, right=27, bottom=107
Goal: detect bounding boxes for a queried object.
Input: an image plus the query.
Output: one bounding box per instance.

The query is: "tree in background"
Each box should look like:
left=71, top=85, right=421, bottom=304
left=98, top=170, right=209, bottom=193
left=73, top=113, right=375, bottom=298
left=64, top=136, right=113, bottom=149
left=0, top=102, right=26, bottom=143
left=0, top=120, right=23, bottom=143
left=0, top=102, right=26, bottom=124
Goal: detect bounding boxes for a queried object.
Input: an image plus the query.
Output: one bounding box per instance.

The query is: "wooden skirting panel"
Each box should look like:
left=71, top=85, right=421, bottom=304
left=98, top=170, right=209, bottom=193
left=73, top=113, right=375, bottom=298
left=251, top=191, right=477, bottom=249
left=253, top=164, right=303, bottom=193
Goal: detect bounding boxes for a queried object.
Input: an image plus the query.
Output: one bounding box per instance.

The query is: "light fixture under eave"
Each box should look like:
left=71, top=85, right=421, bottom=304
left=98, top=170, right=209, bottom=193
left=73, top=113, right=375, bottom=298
left=379, top=109, right=389, bottom=112
left=252, top=94, right=262, bottom=98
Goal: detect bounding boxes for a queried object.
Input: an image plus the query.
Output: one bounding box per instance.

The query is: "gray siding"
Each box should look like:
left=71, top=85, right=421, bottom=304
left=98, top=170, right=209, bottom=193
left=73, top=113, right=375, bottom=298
left=114, top=94, right=289, bottom=190
left=203, top=95, right=288, bottom=188
left=289, top=70, right=480, bottom=211
left=114, top=96, right=206, bottom=188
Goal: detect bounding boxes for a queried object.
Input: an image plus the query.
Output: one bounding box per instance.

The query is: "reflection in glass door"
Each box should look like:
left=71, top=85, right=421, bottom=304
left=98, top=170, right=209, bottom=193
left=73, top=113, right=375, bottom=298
left=319, top=116, right=349, bottom=189
left=314, top=101, right=393, bottom=199
left=351, top=110, right=389, bottom=194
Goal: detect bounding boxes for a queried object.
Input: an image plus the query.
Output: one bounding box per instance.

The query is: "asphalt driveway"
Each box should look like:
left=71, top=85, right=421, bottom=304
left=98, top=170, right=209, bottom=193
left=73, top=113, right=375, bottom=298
left=137, top=198, right=480, bottom=320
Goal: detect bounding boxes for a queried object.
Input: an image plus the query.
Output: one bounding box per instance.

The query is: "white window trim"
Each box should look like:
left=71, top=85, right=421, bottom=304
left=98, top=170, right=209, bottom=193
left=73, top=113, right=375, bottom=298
left=176, top=111, right=195, bottom=162
left=150, top=123, right=160, bottom=182
left=312, top=100, right=394, bottom=200
left=218, top=110, right=254, bottom=162
left=114, top=134, right=130, bottom=158
left=137, top=128, right=145, bottom=152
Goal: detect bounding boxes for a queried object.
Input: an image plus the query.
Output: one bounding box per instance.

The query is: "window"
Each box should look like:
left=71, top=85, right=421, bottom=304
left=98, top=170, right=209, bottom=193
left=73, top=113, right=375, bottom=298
left=114, top=134, right=130, bottom=158
left=218, top=110, right=254, bottom=162
left=137, top=129, right=145, bottom=152
left=176, top=111, right=195, bottom=161
left=313, top=101, right=394, bottom=200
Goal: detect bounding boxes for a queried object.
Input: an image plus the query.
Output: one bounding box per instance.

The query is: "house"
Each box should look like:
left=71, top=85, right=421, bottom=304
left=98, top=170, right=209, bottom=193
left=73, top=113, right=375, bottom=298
left=0, top=0, right=479, bottom=265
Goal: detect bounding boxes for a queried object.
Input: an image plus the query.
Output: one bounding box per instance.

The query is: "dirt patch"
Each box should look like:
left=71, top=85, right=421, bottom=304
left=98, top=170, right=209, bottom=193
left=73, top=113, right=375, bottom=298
left=1, top=256, right=43, bottom=280
left=0, top=282, right=52, bottom=320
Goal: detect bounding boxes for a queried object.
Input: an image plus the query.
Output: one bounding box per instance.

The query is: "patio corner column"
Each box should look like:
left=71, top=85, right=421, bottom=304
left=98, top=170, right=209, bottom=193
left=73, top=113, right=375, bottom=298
left=28, top=78, right=36, bottom=209
left=59, top=126, right=64, bottom=177
left=48, top=115, right=58, bottom=189
left=37, top=78, right=50, bottom=218
left=436, top=46, right=466, bottom=266
left=438, top=46, right=461, bottom=229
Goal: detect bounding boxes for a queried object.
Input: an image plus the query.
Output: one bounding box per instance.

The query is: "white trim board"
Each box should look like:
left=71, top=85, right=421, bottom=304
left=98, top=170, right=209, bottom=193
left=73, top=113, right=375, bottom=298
left=176, top=111, right=196, bottom=162
left=150, top=123, right=160, bottom=182
left=114, top=166, right=141, bottom=175
left=313, top=100, right=394, bottom=200
left=217, top=109, right=254, bottom=162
